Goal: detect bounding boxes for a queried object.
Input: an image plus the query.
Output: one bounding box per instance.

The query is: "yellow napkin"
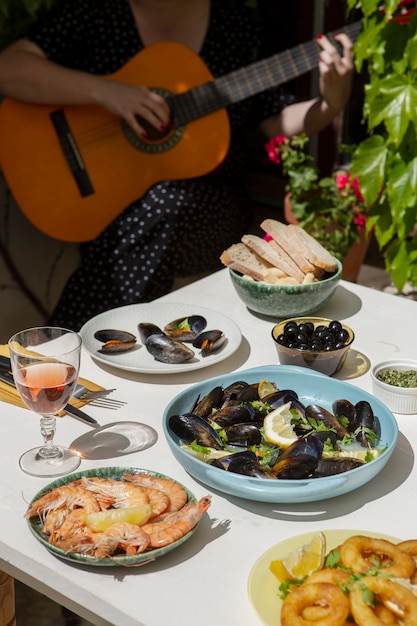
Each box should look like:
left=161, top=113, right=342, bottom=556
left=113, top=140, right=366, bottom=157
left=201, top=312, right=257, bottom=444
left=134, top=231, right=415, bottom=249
left=0, top=344, right=104, bottom=412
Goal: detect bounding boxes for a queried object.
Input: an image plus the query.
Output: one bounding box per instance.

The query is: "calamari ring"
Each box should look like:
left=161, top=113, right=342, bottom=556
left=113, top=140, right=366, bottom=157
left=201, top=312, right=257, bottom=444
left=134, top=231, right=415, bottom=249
left=301, top=571, right=351, bottom=621
left=340, top=535, right=416, bottom=578
left=350, top=577, right=417, bottom=626
left=305, top=568, right=351, bottom=586
left=281, top=582, right=350, bottom=626
left=398, top=539, right=417, bottom=583
left=397, top=539, right=417, bottom=556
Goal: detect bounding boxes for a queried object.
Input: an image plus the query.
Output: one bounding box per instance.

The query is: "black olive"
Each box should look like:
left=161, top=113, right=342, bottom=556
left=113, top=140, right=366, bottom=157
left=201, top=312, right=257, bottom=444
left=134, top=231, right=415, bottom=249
left=338, top=329, right=350, bottom=342
left=278, top=320, right=350, bottom=353
left=299, top=322, right=314, bottom=335
left=329, top=320, right=343, bottom=333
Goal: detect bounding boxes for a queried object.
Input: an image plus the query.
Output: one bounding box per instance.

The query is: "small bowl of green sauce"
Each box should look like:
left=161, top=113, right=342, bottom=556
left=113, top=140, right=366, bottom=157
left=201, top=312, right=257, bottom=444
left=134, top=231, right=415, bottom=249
left=371, top=360, right=417, bottom=414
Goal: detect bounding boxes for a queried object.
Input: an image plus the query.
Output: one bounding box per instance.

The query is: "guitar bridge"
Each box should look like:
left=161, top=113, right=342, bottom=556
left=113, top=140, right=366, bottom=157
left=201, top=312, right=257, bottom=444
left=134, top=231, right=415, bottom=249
left=50, top=109, right=94, bottom=197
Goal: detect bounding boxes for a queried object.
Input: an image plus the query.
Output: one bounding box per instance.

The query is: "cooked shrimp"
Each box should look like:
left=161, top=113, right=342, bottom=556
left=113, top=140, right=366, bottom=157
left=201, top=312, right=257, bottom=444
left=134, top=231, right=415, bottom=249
left=142, top=496, right=211, bottom=548
left=141, top=487, right=170, bottom=518
left=94, top=523, right=150, bottom=559
left=81, top=477, right=150, bottom=509
left=25, top=485, right=100, bottom=520
left=41, top=506, right=68, bottom=537
left=123, top=473, right=188, bottom=512
left=52, top=508, right=91, bottom=545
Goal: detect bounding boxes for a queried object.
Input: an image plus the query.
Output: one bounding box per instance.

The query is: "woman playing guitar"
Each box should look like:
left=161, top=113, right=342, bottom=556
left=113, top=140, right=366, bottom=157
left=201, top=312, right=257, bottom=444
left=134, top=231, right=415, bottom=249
left=0, top=0, right=353, bottom=330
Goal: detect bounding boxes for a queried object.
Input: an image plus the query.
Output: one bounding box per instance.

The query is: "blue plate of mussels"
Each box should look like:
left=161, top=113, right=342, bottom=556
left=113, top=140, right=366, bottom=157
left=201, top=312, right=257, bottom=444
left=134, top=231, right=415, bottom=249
left=162, top=365, right=398, bottom=503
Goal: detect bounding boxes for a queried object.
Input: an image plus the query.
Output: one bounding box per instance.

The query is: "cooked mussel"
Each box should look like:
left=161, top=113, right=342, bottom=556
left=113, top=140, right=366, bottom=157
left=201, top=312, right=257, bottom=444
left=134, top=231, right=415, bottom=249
left=271, top=434, right=324, bottom=479
left=138, top=322, right=164, bottom=343
left=305, top=404, right=350, bottom=440
left=309, top=430, right=341, bottom=450
left=222, top=422, right=262, bottom=446
left=332, top=399, right=358, bottom=433
left=145, top=334, right=194, bottom=364
left=220, top=381, right=256, bottom=406
left=164, top=315, right=207, bottom=341
left=209, top=404, right=255, bottom=427
left=168, top=413, right=223, bottom=449
left=313, top=457, right=365, bottom=477
left=192, top=330, right=226, bottom=356
left=355, top=400, right=377, bottom=447
left=191, top=386, right=224, bottom=418
left=94, top=329, right=137, bottom=354
left=226, top=451, right=276, bottom=479
left=262, top=390, right=304, bottom=413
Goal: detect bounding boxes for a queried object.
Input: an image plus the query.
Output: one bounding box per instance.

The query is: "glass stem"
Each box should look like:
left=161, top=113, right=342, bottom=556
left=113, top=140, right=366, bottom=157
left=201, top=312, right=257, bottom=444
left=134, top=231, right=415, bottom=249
left=39, top=416, right=60, bottom=458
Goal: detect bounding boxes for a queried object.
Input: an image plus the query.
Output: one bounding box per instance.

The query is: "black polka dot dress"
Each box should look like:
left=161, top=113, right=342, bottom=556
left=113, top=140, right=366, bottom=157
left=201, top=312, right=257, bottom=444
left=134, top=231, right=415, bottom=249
left=26, top=0, right=292, bottom=330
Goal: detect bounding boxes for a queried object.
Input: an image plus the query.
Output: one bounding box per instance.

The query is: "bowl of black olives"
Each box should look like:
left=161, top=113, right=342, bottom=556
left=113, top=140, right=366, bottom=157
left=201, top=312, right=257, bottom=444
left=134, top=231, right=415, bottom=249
left=272, top=317, right=354, bottom=376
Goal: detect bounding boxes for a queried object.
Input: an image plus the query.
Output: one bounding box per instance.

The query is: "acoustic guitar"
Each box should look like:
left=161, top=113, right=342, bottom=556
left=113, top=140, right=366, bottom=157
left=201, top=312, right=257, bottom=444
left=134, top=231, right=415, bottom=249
left=0, top=21, right=360, bottom=242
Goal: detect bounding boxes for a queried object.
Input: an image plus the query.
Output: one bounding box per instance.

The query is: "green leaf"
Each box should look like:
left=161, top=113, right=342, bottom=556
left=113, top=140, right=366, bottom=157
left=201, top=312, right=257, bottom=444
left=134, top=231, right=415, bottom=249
left=367, top=75, right=417, bottom=146
left=407, top=32, right=417, bottom=69
left=351, top=136, right=387, bottom=205
left=386, top=157, right=417, bottom=237
left=385, top=239, right=411, bottom=292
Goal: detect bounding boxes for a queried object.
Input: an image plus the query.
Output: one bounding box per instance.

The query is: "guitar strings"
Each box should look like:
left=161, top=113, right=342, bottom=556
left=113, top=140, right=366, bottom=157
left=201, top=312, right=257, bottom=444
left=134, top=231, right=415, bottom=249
left=59, top=21, right=360, bottom=150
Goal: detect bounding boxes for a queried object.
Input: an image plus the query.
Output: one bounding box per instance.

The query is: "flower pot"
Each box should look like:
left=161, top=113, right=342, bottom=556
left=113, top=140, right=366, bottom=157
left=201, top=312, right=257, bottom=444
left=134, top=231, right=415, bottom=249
left=283, top=193, right=371, bottom=283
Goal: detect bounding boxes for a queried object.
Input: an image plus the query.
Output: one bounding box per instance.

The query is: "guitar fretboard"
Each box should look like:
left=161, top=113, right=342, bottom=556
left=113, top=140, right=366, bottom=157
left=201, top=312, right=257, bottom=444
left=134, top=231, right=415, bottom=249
left=170, top=21, right=361, bottom=127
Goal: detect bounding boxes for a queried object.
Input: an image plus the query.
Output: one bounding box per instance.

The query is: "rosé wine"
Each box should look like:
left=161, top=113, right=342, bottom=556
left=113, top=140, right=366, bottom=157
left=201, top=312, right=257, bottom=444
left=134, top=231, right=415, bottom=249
left=14, top=362, right=77, bottom=415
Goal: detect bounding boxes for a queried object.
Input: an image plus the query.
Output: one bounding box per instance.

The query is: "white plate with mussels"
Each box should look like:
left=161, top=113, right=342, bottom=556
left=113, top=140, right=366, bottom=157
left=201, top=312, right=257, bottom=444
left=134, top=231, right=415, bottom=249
left=80, top=302, right=242, bottom=374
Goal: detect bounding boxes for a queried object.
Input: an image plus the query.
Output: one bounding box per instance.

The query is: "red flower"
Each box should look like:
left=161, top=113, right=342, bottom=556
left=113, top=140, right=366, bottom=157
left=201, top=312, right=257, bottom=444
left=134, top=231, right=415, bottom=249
left=265, top=135, right=287, bottom=165
left=354, top=213, right=367, bottom=230
left=351, top=177, right=365, bottom=203
left=335, top=172, right=350, bottom=191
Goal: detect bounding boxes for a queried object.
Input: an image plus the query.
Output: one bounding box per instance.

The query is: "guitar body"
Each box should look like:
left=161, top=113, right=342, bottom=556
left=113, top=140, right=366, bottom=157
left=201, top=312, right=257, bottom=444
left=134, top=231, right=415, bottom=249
left=0, top=42, right=230, bottom=242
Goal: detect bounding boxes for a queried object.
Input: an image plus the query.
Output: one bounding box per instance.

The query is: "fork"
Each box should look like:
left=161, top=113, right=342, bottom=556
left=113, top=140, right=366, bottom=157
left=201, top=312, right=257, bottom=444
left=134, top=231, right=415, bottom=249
left=73, top=386, right=127, bottom=409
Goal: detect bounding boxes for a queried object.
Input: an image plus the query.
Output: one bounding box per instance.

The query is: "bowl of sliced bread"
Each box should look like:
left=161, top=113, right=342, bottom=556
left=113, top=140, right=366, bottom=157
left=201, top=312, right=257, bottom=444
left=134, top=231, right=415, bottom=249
left=220, top=219, right=342, bottom=317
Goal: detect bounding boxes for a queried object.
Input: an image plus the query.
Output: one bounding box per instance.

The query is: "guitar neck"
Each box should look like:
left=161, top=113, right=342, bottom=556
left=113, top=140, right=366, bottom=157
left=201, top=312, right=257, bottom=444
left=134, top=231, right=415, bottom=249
left=170, top=21, right=361, bottom=127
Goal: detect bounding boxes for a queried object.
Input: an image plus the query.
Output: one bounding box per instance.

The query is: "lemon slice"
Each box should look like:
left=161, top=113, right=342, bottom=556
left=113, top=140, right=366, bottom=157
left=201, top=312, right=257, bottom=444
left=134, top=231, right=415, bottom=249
left=270, top=532, right=326, bottom=581
left=263, top=402, right=298, bottom=447
left=85, top=504, right=152, bottom=531
left=269, top=559, right=292, bottom=582
left=258, top=379, right=277, bottom=399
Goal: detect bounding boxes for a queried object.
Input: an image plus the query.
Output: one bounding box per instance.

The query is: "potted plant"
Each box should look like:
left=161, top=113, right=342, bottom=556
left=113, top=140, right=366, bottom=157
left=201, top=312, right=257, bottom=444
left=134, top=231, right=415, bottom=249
left=346, top=0, right=417, bottom=293
left=265, top=133, right=369, bottom=281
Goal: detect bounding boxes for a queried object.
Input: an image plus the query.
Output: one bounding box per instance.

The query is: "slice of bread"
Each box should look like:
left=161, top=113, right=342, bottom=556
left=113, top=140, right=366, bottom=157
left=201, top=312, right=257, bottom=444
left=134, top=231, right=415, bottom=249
left=287, top=224, right=337, bottom=272
left=241, top=234, right=305, bottom=283
left=219, top=243, right=276, bottom=282
left=260, top=218, right=317, bottom=275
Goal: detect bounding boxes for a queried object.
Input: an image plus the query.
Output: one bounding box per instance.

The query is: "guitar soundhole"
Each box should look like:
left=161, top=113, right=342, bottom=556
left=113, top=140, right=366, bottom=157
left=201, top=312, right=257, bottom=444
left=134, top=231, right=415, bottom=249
left=121, top=86, right=184, bottom=154
left=135, top=115, right=167, bottom=142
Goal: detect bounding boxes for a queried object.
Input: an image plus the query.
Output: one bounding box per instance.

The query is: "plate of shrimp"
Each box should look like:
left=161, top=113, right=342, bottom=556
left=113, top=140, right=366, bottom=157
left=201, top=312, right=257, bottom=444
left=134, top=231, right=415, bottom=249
left=25, top=467, right=211, bottom=566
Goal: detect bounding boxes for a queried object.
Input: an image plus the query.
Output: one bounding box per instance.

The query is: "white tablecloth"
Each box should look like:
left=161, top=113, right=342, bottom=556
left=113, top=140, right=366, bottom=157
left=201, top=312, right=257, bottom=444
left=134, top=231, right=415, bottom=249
left=0, top=268, right=416, bottom=626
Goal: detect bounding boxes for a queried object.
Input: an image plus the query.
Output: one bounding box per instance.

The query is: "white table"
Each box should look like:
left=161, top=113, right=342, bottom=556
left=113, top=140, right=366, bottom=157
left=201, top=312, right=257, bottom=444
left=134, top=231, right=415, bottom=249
left=0, top=269, right=416, bottom=626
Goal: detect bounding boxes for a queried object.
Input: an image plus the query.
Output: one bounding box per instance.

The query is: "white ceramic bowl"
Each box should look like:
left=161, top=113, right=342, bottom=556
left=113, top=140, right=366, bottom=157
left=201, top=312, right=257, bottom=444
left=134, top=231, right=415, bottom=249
left=371, top=360, right=417, bottom=414
left=163, top=365, right=398, bottom=503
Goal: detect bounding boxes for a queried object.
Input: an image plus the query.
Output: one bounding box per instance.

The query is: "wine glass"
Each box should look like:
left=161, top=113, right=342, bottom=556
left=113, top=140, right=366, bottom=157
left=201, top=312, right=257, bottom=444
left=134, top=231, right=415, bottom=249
left=8, top=326, right=82, bottom=477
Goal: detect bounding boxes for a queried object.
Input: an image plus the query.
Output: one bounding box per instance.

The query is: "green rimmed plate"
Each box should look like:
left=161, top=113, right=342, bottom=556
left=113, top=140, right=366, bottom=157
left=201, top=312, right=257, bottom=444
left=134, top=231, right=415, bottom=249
left=26, top=466, right=198, bottom=567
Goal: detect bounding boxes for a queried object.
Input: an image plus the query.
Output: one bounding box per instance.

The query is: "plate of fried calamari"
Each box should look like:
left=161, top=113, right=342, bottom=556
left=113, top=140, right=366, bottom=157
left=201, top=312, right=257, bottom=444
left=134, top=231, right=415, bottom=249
left=25, top=467, right=211, bottom=566
left=248, top=530, right=417, bottom=626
